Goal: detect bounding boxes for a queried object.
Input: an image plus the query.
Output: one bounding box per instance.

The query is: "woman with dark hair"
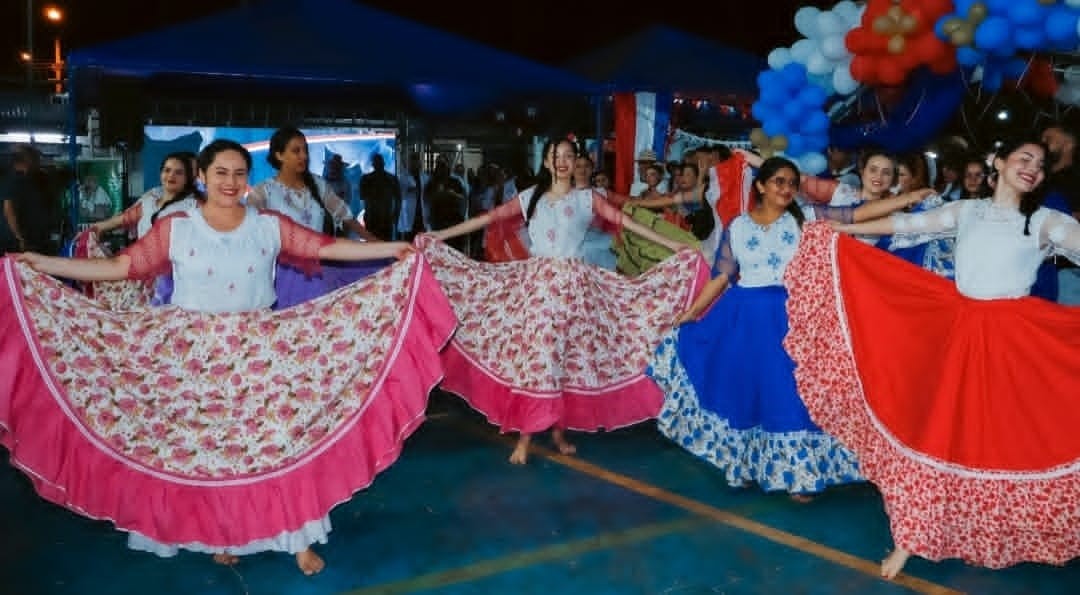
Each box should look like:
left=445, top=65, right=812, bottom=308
left=879, top=151, right=957, bottom=278
left=4, top=139, right=452, bottom=575
left=92, top=152, right=199, bottom=239
left=80, top=152, right=201, bottom=308
left=420, top=137, right=708, bottom=464
left=956, top=155, right=991, bottom=200
left=647, top=157, right=926, bottom=501
left=784, top=137, right=1080, bottom=578
left=248, top=126, right=385, bottom=308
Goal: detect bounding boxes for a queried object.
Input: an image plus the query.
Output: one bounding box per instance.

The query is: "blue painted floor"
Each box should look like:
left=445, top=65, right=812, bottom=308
left=2, top=391, right=1077, bottom=594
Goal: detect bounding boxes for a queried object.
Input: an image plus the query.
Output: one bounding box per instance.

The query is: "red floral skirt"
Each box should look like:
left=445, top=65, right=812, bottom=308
left=784, top=223, right=1080, bottom=569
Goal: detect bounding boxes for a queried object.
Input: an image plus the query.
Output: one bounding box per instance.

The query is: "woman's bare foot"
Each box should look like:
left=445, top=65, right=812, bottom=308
left=212, top=553, right=239, bottom=566
left=789, top=493, right=815, bottom=504
left=509, top=433, right=532, bottom=465
left=551, top=428, right=577, bottom=455
left=296, top=548, right=325, bottom=576
left=881, top=547, right=911, bottom=580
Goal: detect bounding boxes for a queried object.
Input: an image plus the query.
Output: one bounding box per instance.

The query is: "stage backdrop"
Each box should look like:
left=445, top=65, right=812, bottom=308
left=141, top=125, right=398, bottom=215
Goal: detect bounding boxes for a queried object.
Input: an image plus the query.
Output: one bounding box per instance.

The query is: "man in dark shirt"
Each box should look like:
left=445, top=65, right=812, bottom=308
left=1, top=145, right=56, bottom=255
left=357, top=153, right=401, bottom=241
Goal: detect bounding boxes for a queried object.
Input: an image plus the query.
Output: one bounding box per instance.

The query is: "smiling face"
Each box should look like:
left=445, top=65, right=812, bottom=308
left=200, top=149, right=249, bottom=208
left=544, top=141, right=576, bottom=183
left=860, top=154, right=896, bottom=198
left=755, top=166, right=800, bottom=209
left=995, top=143, right=1046, bottom=195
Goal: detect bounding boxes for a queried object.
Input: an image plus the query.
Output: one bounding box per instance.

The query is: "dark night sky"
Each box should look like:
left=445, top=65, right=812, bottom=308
left=0, top=0, right=836, bottom=80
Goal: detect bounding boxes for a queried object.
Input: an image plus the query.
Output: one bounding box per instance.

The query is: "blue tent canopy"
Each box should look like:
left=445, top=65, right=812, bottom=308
left=566, top=25, right=765, bottom=98
left=67, top=0, right=598, bottom=114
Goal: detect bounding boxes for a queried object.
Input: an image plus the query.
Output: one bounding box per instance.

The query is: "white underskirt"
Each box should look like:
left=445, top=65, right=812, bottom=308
left=126, top=515, right=331, bottom=557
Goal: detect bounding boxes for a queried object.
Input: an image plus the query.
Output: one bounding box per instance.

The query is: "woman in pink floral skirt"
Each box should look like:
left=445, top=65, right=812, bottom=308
left=419, top=137, right=709, bottom=464
left=1, top=140, right=455, bottom=574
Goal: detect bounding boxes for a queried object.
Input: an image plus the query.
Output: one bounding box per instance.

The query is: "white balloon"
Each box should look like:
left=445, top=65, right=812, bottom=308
left=821, top=34, right=849, bottom=61
left=1064, top=65, right=1080, bottom=85
left=833, top=63, right=859, bottom=96
left=768, top=47, right=794, bottom=70
left=810, top=72, right=835, bottom=96
left=798, top=152, right=829, bottom=175
left=1056, top=84, right=1080, bottom=106
left=794, top=6, right=822, bottom=38
left=832, top=0, right=861, bottom=23
left=790, top=38, right=817, bottom=63
left=816, top=11, right=846, bottom=37
left=806, top=50, right=832, bottom=76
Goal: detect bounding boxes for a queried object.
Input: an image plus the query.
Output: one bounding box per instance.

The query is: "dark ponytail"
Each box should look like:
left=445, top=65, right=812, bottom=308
left=525, top=138, right=579, bottom=223
left=268, top=126, right=336, bottom=236
left=752, top=156, right=805, bottom=227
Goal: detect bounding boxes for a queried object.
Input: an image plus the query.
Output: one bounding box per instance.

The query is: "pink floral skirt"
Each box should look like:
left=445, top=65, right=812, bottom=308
left=73, top=229, right=155, bottom=310
left=416, top=235, right=709, bottom=433
left=0, top=252, right=455, bottom=554
left=784, top=223, right=1080, bottom=569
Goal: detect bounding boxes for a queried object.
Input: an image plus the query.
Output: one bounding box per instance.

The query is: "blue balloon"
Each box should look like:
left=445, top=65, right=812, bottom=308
left=783, top=100, right=805, bottom=126
left=982, top=69, right=1004, bottom=92
left=786, top=134, right=806, bottom=158
left=798, top=84, right=828, bottom=108
left=759, top=83, right=787, bottom=106
left=957, top=46, right=982, bottom=67
left=975, top=17, right=1012, bottom=51
left=1008, top=0, right=1043, bottom=27
left=780, top=62, right=808, bottom=89
left=800, top=111, right=830, bottom=136
left=752, top=101, right=776, bottom=122
left=1013, top=25, right=1046, bottom=50
left=757, top=69, right=780, bottom=92
left=1046, top=9, right=1080, bottom=47
left=954, top=0, right=977, bottom=14
left=763, top=118, right=788, bottom=138
left=985, top=0, right=1010, bottom=12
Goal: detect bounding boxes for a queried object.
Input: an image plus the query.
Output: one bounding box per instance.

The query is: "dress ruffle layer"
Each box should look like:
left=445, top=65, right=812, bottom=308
left=783, top=223, right=1080, bottom=569
left=417, top=235, right=709, bottom=433
left=0, top=253, right=455, bottom=553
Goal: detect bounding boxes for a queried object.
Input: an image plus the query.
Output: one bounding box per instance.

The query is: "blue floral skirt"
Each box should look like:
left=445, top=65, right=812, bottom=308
left=647, top=285, right=862, bottom=494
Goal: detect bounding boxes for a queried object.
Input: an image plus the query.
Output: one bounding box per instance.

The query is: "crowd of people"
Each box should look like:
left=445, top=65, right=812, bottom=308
left=0, top=121, right=1078, bottom=584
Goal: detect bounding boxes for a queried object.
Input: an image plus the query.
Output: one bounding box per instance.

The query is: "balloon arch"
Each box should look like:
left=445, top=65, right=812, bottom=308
left=750, top=0, right=1080, bottom=173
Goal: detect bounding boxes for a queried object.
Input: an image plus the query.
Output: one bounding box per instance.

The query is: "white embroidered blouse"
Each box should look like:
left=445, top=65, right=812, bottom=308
left=889, top=199, right=1080, bottom=299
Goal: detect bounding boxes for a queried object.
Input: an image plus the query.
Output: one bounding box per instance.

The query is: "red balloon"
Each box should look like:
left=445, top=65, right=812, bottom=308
left=878, top=60, right=909, bottom=87
left=845, top=0, right=958, bottom=88
left=850, top=56, right=878, bottom=84
left=1021, top=58, right=1060, bottom=98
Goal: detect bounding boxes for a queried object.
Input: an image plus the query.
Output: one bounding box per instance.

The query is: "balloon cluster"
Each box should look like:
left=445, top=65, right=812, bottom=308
left=751, top=62, right=830, bottom=174
left=935, top=0, right=1080, bottom=91
left=846, top=0, right=957, bottom=86
left=768, top=1, right=865, bottom=96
